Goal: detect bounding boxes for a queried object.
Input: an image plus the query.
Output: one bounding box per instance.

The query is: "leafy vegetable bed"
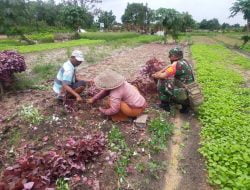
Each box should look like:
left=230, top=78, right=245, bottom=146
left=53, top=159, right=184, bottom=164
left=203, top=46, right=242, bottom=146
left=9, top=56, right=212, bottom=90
left=192, top=44, right=250, bottom=189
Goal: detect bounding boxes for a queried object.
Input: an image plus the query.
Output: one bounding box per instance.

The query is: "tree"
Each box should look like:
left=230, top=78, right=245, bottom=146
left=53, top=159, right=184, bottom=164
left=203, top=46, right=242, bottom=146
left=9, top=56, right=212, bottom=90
left=162, top=9, right=182, bottom=42
left=98, top=10, right=116, bottom=29
left=62, top=5, right=93, bottom=31
left=221, top=22, right=231, bottom=32
left=0, top=0, right=29, bottom=35
left=180, top=12, right=196, bottom=32
left=199, top=18, right=220, bottom=31
left=230, top=0, right=250, bottom=32
left=121, top=3, right=152, bottom=32
left=63, top=0, right=102, bottom=15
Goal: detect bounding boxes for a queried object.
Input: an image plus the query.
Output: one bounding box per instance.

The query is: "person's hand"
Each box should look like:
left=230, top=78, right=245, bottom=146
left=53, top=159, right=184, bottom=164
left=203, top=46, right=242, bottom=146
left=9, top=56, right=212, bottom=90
left=87, top=98, right=94, bottom=104
left=152, top=73, right=157, bottom=78
left=76, top=95, right=83, bottom=102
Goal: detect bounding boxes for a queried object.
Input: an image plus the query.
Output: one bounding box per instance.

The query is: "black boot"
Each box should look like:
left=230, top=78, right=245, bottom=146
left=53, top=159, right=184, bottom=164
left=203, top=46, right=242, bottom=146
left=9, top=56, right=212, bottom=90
left=159, top=101, right=171, bottom=112
left=180, top=104, right=189, bottom=114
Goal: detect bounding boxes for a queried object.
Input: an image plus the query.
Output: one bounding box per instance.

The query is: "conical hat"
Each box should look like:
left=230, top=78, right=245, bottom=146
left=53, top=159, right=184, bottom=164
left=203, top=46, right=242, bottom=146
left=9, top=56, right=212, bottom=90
left=94, top=69, right=125, bottom=90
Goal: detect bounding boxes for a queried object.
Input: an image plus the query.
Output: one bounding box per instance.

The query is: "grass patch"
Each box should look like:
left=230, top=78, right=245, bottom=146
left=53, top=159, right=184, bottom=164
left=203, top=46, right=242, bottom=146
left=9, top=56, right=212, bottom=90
left=85, top=46, right=109, bottom=64
left=0, top=39, right=24, bottom=48
left=12, top=62, right=59, bottom=91
left=192, top=44, right=250, bottom=189
left=32, top=63, right=60, bottom=80
left=27, top=33, right=54, bottom=43
left=8, top=128, right=22, bottom=146
left=80, top=32, right=140, bottom=41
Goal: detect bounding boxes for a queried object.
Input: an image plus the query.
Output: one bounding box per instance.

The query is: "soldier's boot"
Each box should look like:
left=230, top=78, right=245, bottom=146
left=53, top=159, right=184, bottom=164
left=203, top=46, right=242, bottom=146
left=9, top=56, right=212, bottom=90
left=180, top=104, right=189, bottom=114
left=159, top=101, right=171, bottom=112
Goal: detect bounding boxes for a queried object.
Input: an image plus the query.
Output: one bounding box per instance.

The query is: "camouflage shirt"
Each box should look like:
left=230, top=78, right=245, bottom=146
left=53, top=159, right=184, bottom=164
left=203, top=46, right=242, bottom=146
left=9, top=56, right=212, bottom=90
left=175, top=59, right=194, bottom=84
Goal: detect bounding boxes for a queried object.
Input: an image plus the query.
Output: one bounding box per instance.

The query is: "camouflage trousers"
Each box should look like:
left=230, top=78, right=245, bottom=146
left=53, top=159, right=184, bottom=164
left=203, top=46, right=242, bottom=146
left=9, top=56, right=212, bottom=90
left=157, top=79, right=188, bottom=104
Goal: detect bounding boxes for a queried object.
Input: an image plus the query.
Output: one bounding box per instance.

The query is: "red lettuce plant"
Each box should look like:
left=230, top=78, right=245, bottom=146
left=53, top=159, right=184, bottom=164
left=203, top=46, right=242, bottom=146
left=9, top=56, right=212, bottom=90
left=0, top=133, right=106, bottom=190
left=0, top=51, right=26, bottom=85
left=131, top=57, right=165, bottom=94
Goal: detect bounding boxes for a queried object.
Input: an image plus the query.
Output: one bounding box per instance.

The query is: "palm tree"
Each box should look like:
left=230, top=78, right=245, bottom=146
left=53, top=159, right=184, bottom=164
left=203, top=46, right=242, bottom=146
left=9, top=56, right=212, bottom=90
left=230, top=0, right=250, bottom=32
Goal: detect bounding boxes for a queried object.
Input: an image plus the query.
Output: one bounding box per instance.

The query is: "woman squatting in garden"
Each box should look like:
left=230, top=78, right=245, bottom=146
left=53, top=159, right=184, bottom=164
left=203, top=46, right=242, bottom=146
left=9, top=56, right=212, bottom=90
left=87, top=70, right=147, bottom=121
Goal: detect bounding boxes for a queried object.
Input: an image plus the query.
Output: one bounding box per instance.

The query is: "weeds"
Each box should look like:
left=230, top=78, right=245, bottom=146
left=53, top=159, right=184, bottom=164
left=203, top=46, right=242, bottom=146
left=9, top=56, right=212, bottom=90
left=108, top=126, right=133, bottom=183
left=147, top=160, right=167, bottom=179
left=8, top=128, right=21, bottom=146
left=19, top=104, right=44, bottom=125
left=136, top=160, right=167, bottom=179
left=56, top=178, right=70, bottom=190
left=182, top=122, right=190, bottom=131
left=147, top=116, right=173, bottom=153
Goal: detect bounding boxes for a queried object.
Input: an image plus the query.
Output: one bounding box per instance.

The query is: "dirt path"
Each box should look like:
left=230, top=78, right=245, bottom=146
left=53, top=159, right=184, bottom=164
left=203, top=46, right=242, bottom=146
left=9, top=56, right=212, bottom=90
left=164, top=113, right=212, bottom=190
left=164, top=112, right=183, bottom=190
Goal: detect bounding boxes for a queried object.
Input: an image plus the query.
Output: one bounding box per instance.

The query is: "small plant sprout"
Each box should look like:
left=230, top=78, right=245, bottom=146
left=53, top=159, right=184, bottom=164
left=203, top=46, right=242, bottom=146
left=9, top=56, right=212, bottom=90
left=19, top=104, right=44, bottom=125
left=56, top=178, right=70, bottom=190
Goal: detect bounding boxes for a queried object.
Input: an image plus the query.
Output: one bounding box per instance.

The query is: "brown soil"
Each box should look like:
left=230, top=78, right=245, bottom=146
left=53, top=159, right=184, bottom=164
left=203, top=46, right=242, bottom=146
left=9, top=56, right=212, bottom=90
left=0, top=43, right=211, bottom=190
left=177, top=114, right=212, bottom=190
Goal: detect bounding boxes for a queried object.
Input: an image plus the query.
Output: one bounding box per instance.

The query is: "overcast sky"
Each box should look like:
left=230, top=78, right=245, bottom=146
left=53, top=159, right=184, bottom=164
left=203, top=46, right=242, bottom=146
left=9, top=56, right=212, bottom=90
left=97, top=0, right=245, bottom=25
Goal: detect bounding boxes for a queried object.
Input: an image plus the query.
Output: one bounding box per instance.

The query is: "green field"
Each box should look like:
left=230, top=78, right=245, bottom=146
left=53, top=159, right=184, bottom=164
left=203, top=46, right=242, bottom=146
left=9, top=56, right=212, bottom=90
left=0, top=32, right=161, bottom=53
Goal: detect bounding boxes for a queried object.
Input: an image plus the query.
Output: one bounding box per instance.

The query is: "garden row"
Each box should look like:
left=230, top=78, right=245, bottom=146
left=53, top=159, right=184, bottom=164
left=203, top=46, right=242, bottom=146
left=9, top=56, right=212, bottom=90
left=192, top=44, right=250, bottom=189
left=0, top=32, right=161, bottom=53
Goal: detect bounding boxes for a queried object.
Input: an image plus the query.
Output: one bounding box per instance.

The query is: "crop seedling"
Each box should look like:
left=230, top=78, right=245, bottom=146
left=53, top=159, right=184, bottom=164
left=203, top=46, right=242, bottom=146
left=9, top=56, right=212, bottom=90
left=192, top=44, right=250, bottom=189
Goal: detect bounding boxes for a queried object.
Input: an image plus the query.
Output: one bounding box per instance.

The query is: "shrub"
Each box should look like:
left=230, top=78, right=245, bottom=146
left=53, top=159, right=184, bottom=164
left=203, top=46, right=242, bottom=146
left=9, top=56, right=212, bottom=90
left=241, top=35, right=250, bottom=46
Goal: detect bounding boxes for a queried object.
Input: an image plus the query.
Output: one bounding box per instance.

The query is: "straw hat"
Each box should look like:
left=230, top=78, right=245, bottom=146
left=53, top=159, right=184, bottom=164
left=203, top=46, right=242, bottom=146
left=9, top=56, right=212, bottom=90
left=94, top=69, right=125, bottom=90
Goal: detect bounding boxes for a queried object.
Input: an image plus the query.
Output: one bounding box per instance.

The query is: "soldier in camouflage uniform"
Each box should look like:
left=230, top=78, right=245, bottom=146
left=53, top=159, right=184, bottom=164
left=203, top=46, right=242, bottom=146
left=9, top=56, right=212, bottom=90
left=152, top=47, right=194, bottom=113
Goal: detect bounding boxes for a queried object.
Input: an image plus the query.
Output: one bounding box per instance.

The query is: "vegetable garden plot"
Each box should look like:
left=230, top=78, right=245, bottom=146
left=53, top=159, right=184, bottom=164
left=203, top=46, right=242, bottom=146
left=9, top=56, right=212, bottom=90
left=192, top=44, right=250, bottom=189
left=0, top=43, right=179, bottom=190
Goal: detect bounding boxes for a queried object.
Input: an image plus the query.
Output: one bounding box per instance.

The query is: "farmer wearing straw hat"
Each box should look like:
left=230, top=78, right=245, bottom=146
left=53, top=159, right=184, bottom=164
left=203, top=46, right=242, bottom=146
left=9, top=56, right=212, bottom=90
left=53, top=50, right=88, bottom=102
left=152, top=47, right=194, bottom=113
left=87, top=70, right=147, bottom=121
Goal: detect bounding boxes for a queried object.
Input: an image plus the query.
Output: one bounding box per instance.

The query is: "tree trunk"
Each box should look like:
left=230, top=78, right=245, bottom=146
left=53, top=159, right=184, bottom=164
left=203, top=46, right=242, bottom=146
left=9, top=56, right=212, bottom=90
left=164, top=29, right=167, bottom=44
left=247, top=19, right=250, bottom=34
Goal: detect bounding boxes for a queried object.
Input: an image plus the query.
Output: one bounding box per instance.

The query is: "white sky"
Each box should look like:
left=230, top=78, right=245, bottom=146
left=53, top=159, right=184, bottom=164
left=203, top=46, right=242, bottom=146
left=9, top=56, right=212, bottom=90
left=97, top=0, right=246, bottom=25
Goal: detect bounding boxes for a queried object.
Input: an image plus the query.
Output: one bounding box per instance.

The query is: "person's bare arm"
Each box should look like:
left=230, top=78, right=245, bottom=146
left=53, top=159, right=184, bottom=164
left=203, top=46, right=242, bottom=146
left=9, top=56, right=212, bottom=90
left=152, top=67, right=168, bottom=79
left=63, top=84, right=83, bottom=102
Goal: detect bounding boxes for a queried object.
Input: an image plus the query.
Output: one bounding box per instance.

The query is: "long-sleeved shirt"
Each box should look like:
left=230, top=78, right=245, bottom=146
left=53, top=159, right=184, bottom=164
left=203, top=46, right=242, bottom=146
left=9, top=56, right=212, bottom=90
left=92, top=81, right=146, bottom=115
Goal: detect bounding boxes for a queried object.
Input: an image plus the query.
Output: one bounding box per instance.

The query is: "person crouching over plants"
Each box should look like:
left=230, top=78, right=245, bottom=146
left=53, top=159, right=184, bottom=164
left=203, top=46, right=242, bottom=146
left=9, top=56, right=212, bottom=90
left=152, top=47, right=195, bottom=113
left=53, top=50, right=87, bottom=102
left=87, top=70, right=147, bottom=121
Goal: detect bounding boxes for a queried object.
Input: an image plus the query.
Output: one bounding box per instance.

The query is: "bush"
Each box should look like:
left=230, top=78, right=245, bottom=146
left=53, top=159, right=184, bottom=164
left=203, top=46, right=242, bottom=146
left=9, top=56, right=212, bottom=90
left=241, top=35, right=250, bottom=46
left=27, top=33, right=54, bottom=43
left=0, top=50, right=26, bottom=85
